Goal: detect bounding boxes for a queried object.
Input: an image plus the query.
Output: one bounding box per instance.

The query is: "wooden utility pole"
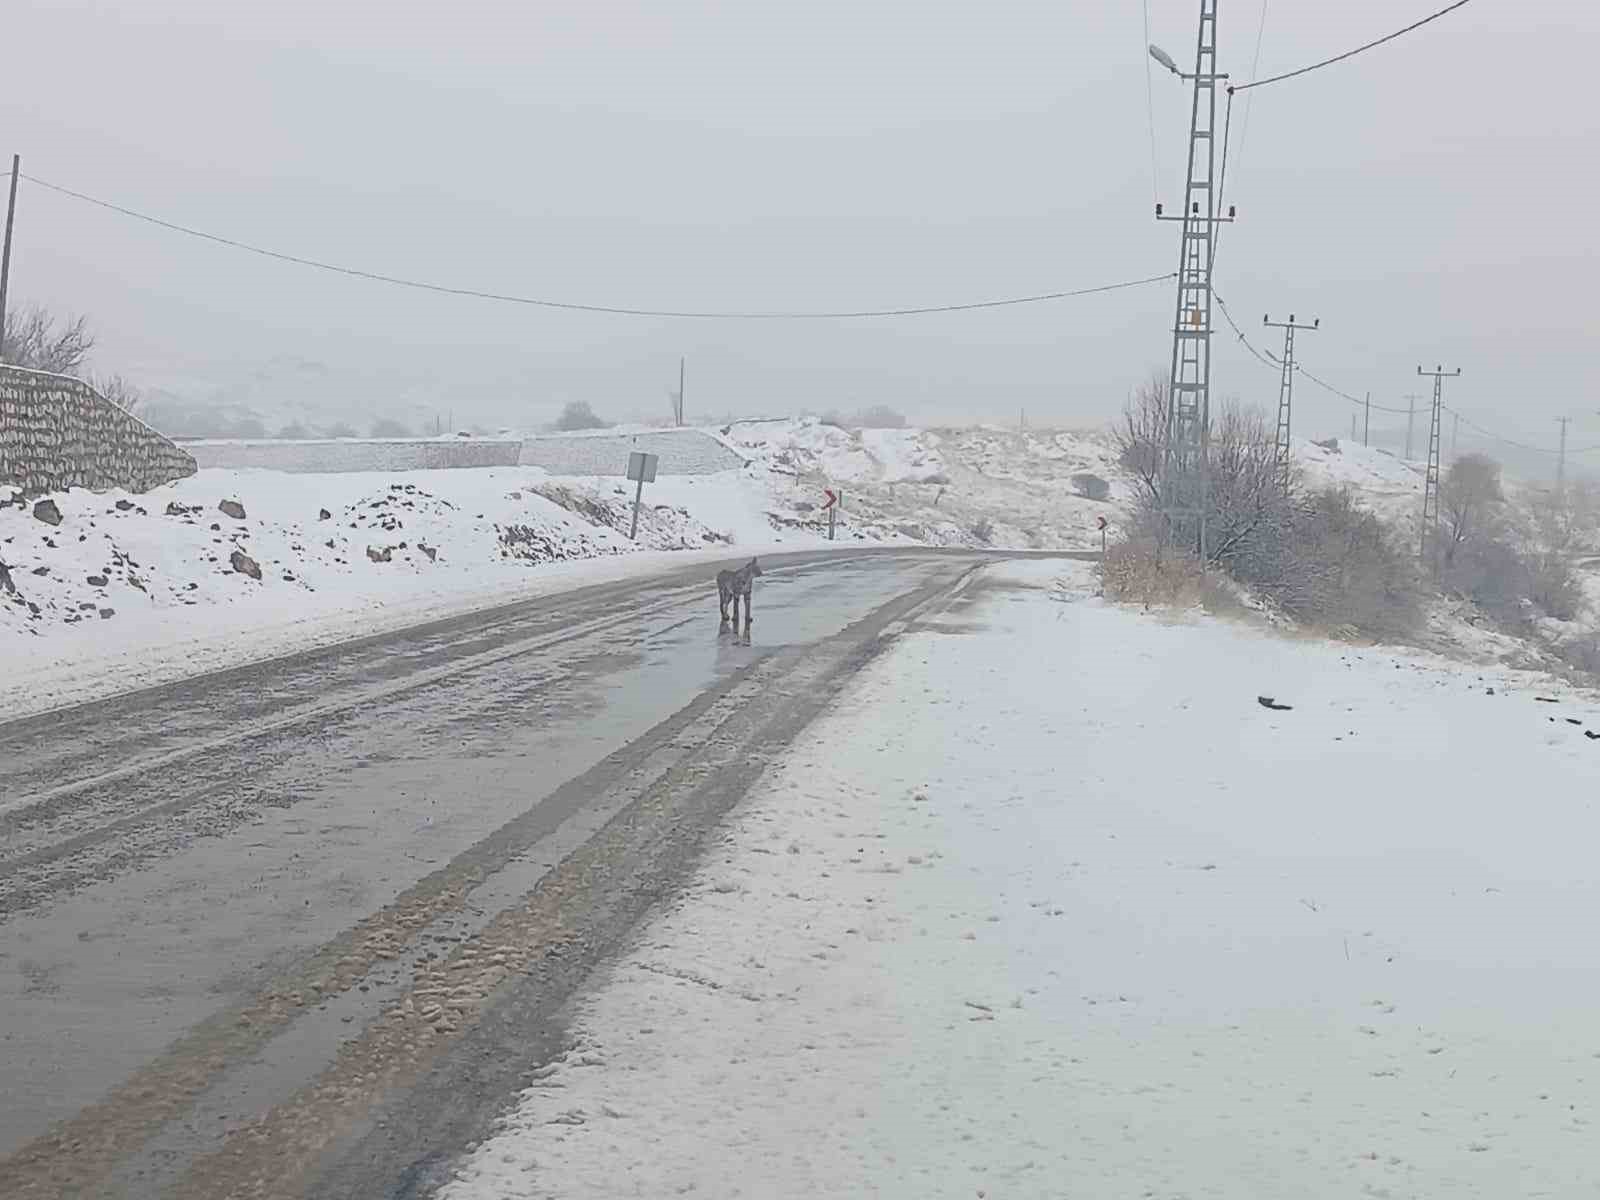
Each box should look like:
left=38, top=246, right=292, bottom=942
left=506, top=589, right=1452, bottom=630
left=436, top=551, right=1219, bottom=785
left=1557, top=416, right=1571, bottom=493
left=0, top=155, right=19, bottom=361
left=1363, top=392, right=1371, bottom=447
left=677, top=356, right=686, bottom=426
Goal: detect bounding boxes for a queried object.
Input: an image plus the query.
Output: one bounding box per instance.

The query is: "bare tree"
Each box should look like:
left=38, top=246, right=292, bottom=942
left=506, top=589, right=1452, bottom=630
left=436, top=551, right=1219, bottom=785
left=1114, top=370, right=1169, bottom=503
left=552, top=401, right=609, bottom=431
left=1439, top=453, right=1502, bottom=566
left=2, top=305, right=95, bottom=374
left=1116, top=371, right=1285, bottom=568
left=88, top=373, right=144, bottom=416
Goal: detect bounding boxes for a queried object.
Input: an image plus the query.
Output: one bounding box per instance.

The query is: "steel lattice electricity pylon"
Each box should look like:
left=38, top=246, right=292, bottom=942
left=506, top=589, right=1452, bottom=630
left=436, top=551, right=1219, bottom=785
left=1264, top=312, right=1319, bottom=490
left=1151, top=0, right=1234, bottom=560
left=1417, top=364, right=1460, bottom=564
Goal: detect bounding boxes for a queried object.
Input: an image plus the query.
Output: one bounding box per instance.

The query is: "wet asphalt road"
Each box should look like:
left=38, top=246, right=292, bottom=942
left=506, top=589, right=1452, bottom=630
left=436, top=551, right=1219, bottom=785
left=0, top=547, right=1087, bottom=1199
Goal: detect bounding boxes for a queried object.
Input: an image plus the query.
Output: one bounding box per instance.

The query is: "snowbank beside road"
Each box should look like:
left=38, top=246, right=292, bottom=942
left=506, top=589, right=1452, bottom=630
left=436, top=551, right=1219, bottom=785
left=2, top=465, right=826, bottom=718
left=443, top=560, right=1600, bottom=1200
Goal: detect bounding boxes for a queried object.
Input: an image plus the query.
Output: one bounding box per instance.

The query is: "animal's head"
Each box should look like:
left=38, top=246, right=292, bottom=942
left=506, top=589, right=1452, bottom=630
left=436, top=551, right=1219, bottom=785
left=748, top=557, right=763, bottom=577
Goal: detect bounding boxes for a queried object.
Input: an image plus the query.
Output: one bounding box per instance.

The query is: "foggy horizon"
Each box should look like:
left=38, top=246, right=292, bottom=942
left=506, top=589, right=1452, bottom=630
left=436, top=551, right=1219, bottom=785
left=4, top=0, right=1596, bottom=457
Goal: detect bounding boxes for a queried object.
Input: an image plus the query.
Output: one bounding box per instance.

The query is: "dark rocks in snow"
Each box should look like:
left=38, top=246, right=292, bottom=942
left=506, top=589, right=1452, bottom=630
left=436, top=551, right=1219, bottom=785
left=86, top=574, right=109, bottom=588
left=1257, top=696, right=1294, bottom=711
left=166, top=501, right=201, bottom=517
left=31, top=565, right=49, bottom=576
left=366, top=546, right=392, bottom=563
left=1565, top=718, right=1584, bottom=727
left=33, top=499, right=64, bottom=526
left=1535, top=696, right=1559, bottom=703
left=210, top=523, right=221, bottom=532
left=98, top=607, right=115, bottom=619
left=418, top=542, right=437, bottom=562
left=219, top=499, right=247, bottom=520
left=229, top=549, right=262, bottom=580
left=0, top=561, right=12, bottom=594
left=1586, top=731, right=1600, bottom=741
left=319, top=508, right=332, bottom=520
left=115, top=499, right=135, bottom=512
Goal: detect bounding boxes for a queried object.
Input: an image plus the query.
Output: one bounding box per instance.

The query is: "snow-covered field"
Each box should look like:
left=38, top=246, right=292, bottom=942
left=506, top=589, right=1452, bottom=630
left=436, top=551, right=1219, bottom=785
left=442, top=560, right=1600, bottom=1200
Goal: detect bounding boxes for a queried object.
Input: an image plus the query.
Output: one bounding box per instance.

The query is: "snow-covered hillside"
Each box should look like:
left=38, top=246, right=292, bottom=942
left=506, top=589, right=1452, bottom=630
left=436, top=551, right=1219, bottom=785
left=724, top=418, right=1125, bottom=550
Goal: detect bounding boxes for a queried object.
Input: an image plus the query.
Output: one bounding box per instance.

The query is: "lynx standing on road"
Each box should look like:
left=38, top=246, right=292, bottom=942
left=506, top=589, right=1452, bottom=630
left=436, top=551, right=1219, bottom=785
left=717, top=557, right=762, bottom=643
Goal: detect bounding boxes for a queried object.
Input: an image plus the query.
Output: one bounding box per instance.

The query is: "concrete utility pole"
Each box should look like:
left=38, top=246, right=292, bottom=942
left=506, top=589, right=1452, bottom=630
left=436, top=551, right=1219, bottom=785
left=1364, top=392, right=1371, bottom=447
left=1403, top=393, right=1425, bottom=461
left=1557, top=416, right=1571, bottom=493
left=1150, top=0, right=1234, bottom=561
left=0, top=155, right=19, bottom=362
left=1417, top=365, right=1461, bottom=564
left=677, top=356, right=686, bottom=427
left=1264, top=312, right=1318, bottom=489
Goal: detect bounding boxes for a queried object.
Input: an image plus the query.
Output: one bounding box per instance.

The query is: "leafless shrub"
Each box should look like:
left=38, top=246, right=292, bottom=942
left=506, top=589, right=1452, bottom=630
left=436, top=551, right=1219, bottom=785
left=1, top=305, right=94, bottom=373
left=552, top=401, right=609, bottom=431
left=970, top=517, right=995, bottom=545
left=89, top=372, right=143, bottom=415
left=1232, top=487, right=1423, bottom=638
left=1439, top=453, right=1502, bottom=567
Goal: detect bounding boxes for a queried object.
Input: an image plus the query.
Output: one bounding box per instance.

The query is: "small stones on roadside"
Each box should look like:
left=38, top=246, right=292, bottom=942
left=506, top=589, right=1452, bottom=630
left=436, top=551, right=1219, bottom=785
left=33, top=498, right=64, bottom=526
left=219, top=499, right=247, bottom=520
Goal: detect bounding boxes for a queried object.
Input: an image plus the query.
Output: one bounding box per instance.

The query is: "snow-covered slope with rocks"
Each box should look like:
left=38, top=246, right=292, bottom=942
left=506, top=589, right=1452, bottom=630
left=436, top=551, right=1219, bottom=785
left=1, top=465, right=820, bottom=717
left=723, top=418, right=1125, bottom=550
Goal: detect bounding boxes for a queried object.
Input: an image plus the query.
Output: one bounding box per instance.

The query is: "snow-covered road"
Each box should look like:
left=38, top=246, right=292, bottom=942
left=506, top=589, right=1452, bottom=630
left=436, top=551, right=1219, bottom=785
left=443, top=561, right=1600, bottom=1199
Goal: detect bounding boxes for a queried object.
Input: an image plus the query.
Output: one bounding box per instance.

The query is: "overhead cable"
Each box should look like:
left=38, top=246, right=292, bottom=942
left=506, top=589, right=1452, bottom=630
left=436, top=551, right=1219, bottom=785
left=21, top=172, right=1173, bottom=320
left=1232, top=0, right=1473, bottom=93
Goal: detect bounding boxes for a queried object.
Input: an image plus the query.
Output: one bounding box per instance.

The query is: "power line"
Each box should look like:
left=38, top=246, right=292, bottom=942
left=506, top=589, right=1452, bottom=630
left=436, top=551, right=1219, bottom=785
left=1211, top=289, right=1281, bottom=371
left=1232, top=0, right=1473, bottom=93
left=19, top=171, right=1174, bottom=320
left=1231, top=0, right=1269, bottom=178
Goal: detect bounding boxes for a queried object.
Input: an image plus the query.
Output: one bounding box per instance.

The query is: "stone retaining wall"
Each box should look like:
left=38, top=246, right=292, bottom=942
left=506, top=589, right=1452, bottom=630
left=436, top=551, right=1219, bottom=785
left=0, top=365, right=197, bottom=495
left=518, top=429, right=746, bottom=476
left=183, top=438, right=524, bottom=473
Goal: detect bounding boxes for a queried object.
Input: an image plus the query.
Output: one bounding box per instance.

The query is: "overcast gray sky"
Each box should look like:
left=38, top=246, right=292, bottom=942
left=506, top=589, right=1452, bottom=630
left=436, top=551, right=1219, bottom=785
left=4, top=0, right=1597, bottom=449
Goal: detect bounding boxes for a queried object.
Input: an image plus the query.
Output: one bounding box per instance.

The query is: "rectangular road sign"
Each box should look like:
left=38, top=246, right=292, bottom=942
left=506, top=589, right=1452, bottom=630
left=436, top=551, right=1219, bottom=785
left=626, top=451, right=659, bottom=483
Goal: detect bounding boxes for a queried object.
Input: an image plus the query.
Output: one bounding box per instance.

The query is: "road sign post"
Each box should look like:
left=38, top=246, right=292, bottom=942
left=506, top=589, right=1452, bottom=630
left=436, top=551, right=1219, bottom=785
left=1096, top=515, right=1108, bottom=596
left=822, top=488, right=840, bottom=540
left=626, top=450, right=659, bottom=541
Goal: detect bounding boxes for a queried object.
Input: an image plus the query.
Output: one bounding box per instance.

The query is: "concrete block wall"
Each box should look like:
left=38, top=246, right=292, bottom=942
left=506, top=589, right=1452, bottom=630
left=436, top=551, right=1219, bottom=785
left=0, top=365, right=197, bottom=495
left=183, top=438, right=524, bottom=473
left=518, top=429, right=746, bottom=476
